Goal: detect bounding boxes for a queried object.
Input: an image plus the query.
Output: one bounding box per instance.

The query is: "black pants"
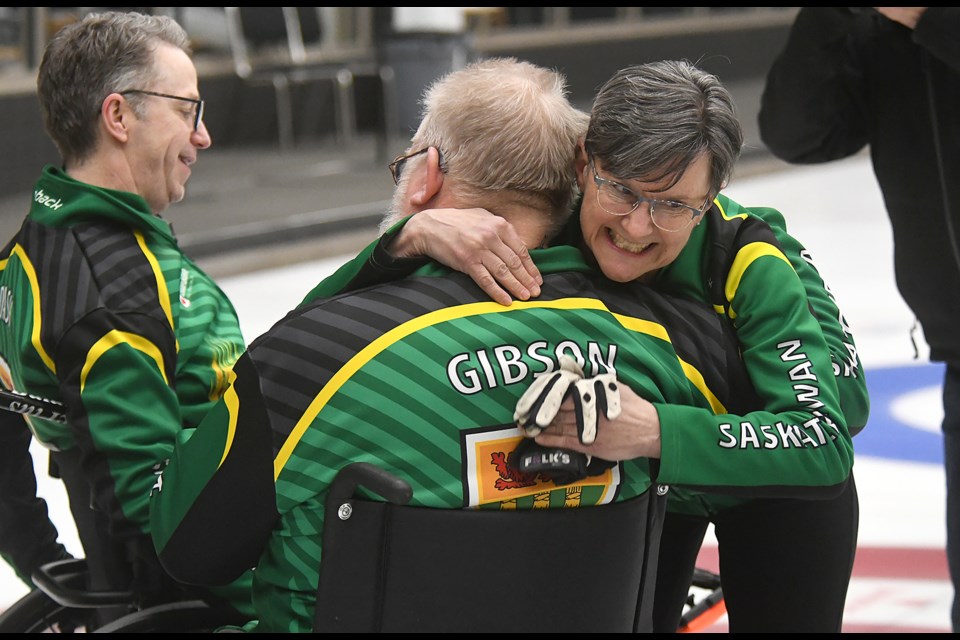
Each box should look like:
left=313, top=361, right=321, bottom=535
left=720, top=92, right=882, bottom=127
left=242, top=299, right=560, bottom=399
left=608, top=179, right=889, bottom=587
left=50, top=448, right=137, bottom=628
left=51, top=449, right=249, bottom=629
left=652, top=474, right=859, bottom=633
left=942, top=364, right=960, bottom=632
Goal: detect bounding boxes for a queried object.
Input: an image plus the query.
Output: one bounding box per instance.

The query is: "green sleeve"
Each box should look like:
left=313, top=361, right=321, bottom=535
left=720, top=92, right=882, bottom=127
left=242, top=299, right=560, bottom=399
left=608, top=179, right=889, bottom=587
left=150, top=352, right=277, bottom=587
left=300, top=215, right=429, bottom=306
left=55, top=309, right=181, bottom=541
left=656, top=248, right=853, bottom=496
left=740, top=203, right=870, bottom=434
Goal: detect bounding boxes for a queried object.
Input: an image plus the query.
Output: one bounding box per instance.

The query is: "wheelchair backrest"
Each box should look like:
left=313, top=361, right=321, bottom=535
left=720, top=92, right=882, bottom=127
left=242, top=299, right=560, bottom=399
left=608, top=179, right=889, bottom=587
left=314, top=462, right=667, bottom=632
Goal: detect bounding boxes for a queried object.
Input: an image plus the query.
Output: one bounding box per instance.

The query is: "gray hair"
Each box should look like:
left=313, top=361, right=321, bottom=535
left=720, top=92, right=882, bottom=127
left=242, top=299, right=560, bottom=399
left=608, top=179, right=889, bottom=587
left=385, top=57, right=588, bottom=233
left=37, top=11, right=192, bottom=163
left=584, top=60, right=743, bottom=197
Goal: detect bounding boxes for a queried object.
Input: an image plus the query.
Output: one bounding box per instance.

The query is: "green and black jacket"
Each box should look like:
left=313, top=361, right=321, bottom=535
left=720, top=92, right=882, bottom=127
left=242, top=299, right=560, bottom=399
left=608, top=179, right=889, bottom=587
left=150, top=247, right=753, bottom=632
left=301, top=193, right=863, bottom=518
left=0, top=166, right=246, bottom=597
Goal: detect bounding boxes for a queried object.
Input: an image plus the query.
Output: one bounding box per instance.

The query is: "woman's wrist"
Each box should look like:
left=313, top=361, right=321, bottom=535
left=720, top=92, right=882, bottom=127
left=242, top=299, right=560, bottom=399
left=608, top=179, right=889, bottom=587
left=388, top=213, right=428, bottom=259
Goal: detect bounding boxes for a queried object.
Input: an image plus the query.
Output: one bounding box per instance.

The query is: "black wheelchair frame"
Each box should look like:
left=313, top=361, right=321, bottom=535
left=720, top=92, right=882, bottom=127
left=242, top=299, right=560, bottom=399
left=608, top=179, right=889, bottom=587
left=0, top=462, right=725, bottom=633
left=0, top=558, right=244, bottom=633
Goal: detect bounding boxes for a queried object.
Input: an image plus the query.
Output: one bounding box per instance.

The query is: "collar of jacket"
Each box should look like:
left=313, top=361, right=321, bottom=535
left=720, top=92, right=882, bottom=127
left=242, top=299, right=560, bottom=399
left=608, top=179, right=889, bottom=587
left=28, top=164, right=177, bottom=242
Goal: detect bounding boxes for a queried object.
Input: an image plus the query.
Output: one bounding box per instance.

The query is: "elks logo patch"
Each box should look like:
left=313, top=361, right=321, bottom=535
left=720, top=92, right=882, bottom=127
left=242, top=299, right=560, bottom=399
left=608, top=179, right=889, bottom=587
left=463, top=426, right=620, bottom=508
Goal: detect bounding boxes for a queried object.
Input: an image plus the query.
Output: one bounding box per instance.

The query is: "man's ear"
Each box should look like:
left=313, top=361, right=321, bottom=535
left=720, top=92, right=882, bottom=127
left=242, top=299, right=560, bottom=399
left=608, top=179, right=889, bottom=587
left=100, top=93, right=131, bottom=143
left=409, top=146, right=445, bottom=206
left=574, top=140, right=589, bottom=191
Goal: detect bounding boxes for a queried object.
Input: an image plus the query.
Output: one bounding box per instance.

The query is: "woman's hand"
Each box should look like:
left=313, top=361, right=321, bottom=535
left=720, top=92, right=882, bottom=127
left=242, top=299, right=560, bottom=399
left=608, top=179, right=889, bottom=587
left=533, top=383, right=663, bottom=460
left=389, top=208, right=543, bottom=305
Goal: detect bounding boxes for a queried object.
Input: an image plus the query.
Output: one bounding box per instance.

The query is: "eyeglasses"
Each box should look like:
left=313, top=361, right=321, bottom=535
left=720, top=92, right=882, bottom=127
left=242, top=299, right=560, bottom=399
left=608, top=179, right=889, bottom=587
left=119, top=89, right=205, bottom=131
left=590, top=160, right=708, bottom=233
left=388, top=147, right=445, bottom=185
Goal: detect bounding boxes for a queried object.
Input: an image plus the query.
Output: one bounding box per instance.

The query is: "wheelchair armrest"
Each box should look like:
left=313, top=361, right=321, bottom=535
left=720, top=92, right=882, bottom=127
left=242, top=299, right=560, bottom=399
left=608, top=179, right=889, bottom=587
left=328, top=462, right=413, bottom=506
left=31, top=558, right=134, bottom=608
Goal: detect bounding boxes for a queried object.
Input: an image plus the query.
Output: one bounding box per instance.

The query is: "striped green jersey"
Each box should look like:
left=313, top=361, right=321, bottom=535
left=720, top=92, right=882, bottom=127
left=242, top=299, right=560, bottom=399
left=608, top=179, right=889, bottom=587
left=150, top=246, right=748, bottom=632
left=303, top=194, right=861, bottom=519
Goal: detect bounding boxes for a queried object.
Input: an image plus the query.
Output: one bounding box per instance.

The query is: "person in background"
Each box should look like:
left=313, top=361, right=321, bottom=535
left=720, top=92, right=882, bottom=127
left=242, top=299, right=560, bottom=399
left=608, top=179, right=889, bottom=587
left=758, top=6, right=960, bottom=630
left=313, top=59, right=867, bottom=633
left=0, top=10, right=252, bottom=628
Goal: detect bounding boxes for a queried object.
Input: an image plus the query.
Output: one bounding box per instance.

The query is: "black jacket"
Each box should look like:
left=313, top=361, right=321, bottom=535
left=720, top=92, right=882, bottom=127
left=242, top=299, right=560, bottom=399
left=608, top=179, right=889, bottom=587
left=759, top=7, right=960, bottom=363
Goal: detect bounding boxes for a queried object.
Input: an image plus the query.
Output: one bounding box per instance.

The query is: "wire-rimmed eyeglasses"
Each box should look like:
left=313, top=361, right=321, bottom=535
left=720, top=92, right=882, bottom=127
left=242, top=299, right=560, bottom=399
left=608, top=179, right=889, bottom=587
left=388, top=147, right=446, bottom=185
left=119, top=89, right=205, bottom=132
left=590, top=160, right=709, bottom=233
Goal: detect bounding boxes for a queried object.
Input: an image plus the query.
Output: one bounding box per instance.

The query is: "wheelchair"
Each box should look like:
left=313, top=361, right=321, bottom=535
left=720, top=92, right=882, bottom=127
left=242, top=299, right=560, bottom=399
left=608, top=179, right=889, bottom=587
left=317, top=463, right=724, bottom=633
left=315, top=462, right=668, bottom=632
left=0, top=462, right=722, bottom=633
left=0, top=559, right=94, bottom=633
left=0, top=558, right=247, bottom=633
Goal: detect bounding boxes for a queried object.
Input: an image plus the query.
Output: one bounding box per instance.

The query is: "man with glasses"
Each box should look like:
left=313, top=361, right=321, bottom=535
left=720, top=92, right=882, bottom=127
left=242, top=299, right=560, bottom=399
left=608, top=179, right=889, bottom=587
left=148, top=57, right=757, bottom=633
left=300, top=60, right=865, bottom=632
left=118, top=89, right=206, bottom=132
left=0, top=10, right=252, bottom=628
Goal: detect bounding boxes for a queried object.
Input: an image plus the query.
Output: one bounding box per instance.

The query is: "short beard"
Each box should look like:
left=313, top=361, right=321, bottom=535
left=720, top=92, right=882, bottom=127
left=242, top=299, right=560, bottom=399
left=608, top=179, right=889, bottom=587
left=379, top=185, right=409, bottom=235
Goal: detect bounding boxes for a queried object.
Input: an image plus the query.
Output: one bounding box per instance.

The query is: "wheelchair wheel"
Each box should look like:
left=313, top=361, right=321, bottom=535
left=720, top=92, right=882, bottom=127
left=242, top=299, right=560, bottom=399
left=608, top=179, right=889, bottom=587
left=1, top=558, right=249, bottom=634
left=0, top=588, right=93, bottom=633
left=679, top=567, right=725, bottom=633
left=92, top=599, right=247, bottom=633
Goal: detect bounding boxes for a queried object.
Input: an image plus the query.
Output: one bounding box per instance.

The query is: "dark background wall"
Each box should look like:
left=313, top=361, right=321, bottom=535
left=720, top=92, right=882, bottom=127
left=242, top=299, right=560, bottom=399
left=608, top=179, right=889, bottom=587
left=0, top=10, right=793, bottom=199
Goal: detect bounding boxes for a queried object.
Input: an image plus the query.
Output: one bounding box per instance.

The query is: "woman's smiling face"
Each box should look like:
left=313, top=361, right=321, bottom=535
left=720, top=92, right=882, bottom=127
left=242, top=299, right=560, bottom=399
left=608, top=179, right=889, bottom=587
left=577, top=153, right=711, bottom=283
